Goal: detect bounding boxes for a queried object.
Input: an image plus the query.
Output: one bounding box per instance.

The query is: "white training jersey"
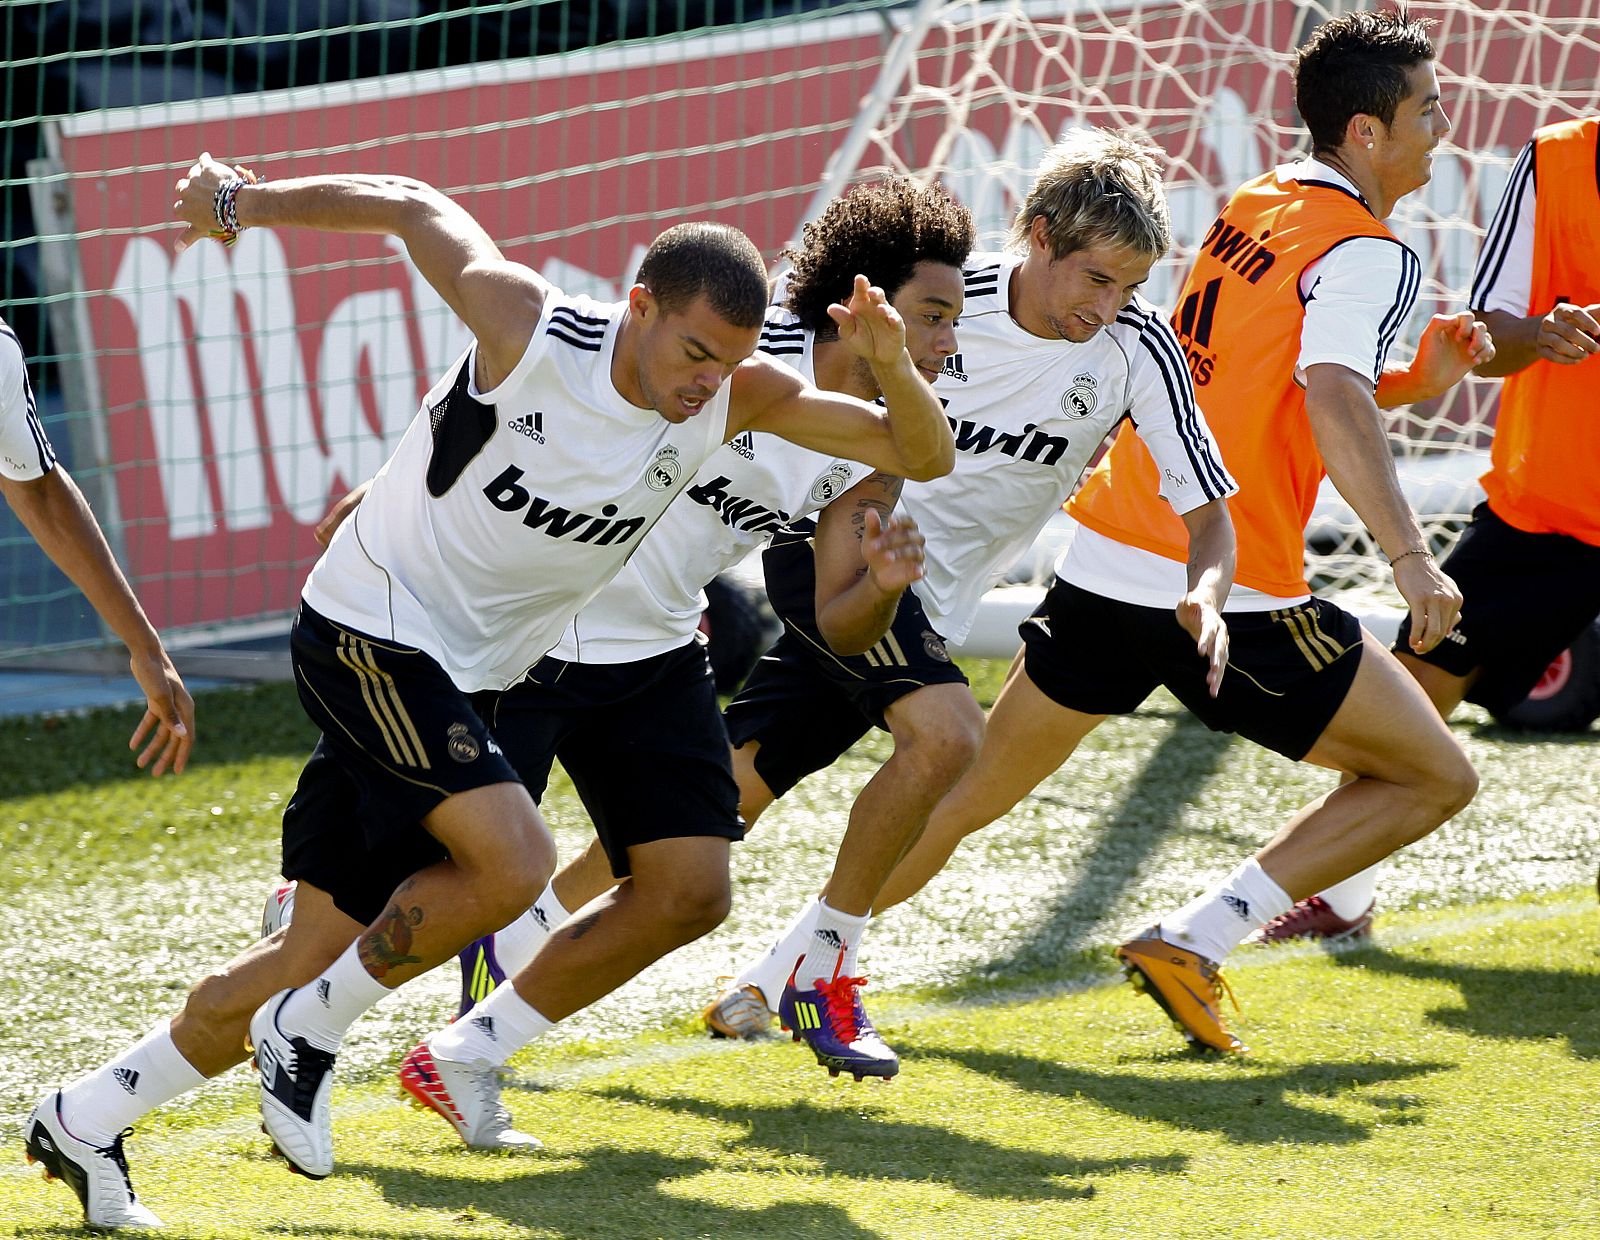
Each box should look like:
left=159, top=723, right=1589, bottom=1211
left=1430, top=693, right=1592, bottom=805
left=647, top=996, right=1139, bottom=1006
left=1469, top=138, right=1536, bottom=317
left=0, top=318, right=56, bottom=482
left=551, top=309, right=874, bottom=663
left=901, top=252, right=1235, bottom=642
left=1062, top=160, right=1419, bottom=613
left=302, top=291, right=732, bottom=692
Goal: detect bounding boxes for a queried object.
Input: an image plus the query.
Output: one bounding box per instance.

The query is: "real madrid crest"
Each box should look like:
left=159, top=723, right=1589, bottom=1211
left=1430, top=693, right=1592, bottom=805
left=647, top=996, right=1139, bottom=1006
left=1061, top=371, right=1099, bottom=419
left=646, top=443, right=682, bottom=491
left=810, top=464, right=854, bottom=504
left=446, top=721, right=481, bottom=763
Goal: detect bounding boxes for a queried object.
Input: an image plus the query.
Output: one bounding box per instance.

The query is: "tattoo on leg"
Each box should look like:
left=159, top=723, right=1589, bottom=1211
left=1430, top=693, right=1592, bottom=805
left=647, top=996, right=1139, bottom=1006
left=359, top=904, right=425, bottom=976
left=561, top=910, right=603, bottom=941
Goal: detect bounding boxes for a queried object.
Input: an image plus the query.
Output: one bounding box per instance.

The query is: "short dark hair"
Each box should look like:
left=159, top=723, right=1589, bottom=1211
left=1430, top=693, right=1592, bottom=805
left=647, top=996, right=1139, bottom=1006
left=1295, top=8, right=1436, bottom=154
left=636, top=222, right=768, bottom=329
left=782, top=177, right=974, bottom=334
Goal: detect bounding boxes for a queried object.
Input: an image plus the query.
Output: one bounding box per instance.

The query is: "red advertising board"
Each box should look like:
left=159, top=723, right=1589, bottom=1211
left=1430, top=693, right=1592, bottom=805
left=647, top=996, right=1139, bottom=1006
left=49, top=1, right=1592, bottom=631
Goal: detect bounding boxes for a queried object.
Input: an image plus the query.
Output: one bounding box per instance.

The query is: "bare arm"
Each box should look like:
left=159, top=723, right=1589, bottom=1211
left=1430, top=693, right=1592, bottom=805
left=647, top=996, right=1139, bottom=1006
left=812, top=472, right=926, bottom=655
left=1, top=468, right=194, bottom=774
left=172, top=153, right=546, bottom=388
left=1304, top=362, right=1462, bottom=654
left=1375, top=312, right=1495, bottom=407
left=729, top=277, right=954, bottom=480
left=1174, top=498, right=1235, bottom=697
left=1471, top=303, right=1600, bottom=378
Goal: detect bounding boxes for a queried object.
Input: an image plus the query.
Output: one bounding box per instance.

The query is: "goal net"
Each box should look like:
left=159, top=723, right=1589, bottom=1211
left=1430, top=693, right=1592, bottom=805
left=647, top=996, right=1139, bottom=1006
left=5, top=0, right=1597, bottom=665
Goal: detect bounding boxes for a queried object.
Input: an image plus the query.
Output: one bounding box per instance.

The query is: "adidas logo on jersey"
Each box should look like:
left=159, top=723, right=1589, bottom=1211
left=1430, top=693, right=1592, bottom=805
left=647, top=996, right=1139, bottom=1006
left=729, top=431, right=756, bottom=460
left=317, top=978, right=332, bottom=1007
left=113, top=1068, right=141, bottom=1096
left=482, top=465, right=649, bottom=547
left=940, top=352, right=969, bottom=382
left=686, top=474, right=792, bottom=535
left=508, top=411, right=546, bottom=444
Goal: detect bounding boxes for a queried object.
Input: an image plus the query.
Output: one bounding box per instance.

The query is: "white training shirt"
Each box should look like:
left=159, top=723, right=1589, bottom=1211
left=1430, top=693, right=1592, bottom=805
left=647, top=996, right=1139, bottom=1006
left=900, top=252, right=1235, bottom=643
left=0, top=318, right=56, bottom=482
left=1469, top=139, right=1536, bottom=317
left=1062, top=160, right=1421, bottom=612
left=303, top=291, right=732, bottom=692
left=551, top=309, right=874, bottom=663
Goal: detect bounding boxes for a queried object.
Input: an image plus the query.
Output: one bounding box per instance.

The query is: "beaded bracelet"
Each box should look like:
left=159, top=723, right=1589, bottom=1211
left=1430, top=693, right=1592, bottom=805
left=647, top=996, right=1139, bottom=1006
left=209, top=167, right=262, bottom=248
left=1389, top=546, right=1431, bottom=567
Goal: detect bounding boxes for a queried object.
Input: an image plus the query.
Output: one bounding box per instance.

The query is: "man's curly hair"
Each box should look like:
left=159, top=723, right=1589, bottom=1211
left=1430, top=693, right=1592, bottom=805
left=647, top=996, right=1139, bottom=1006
left=782, top=177, right=974, bottom=335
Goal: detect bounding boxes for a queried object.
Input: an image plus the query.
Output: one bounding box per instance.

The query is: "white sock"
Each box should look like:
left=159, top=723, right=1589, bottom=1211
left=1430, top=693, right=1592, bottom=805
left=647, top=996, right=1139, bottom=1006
left=59, top=1021, right=206, bottom=1146
left=794, top=899, right=870, bottom=990
left=840, top=914, right=871, bottom=977
left=1161, top=858, right=1294, bottom=964
left=736, top=898, right=823, bottom=1004
left=277, top=941, right=392, bottom=1052
left=490, top=885, right=569, bottom=979
left=429, top=982, right=554, bottom=1069
left=1319, top=863, right=1381, bottom=920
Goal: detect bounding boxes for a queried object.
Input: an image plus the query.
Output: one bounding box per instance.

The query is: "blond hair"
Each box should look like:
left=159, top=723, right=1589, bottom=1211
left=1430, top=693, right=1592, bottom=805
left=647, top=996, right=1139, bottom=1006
left=1007, top=128, right=1171, bottom=261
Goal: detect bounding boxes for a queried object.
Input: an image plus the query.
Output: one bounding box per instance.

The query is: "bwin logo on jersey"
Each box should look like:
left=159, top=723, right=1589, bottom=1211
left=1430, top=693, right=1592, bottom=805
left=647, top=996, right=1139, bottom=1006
left=646, top=444, right=682, bottom=491
left=508, top=411, right=545, bottom=443
left=810, top=464, right=854, bottom=504
left=729, top=431, right=757, bottom=460
left=1061, top=372, right=1099, bottom=419
left=482, top=465, right=648, bottom=546
left=947, top=417, right=1071, bottom=465
left=687, top=474, right=792, bottom=535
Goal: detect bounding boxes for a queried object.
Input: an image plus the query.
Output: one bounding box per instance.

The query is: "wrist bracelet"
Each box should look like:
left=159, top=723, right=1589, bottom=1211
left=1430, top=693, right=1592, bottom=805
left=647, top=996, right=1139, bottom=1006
left=1389, top=546, right=1431, bottom=567
left=209, top=167, right=262, bottom=248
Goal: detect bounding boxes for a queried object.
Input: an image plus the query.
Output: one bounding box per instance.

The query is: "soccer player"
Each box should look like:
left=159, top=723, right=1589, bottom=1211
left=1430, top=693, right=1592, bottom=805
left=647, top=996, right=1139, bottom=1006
left=393, top=178, right=973, bottom=1145
left=1261, top=111, right=1600, bottom=941
left=0, top=316, right=194, bottom=776
left=24, top=156, right=952, bottom=1229
left=856, top=10, right=1491, bottom=1054
left=697, top=127, right=1238, bottom=1078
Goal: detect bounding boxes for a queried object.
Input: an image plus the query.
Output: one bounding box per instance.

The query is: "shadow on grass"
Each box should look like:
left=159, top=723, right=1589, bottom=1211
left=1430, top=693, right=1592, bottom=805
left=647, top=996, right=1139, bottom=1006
left=585, top=1086, right=1184, bottom=1197
left=914, top=1045, right=1448, bottom=1146
left=336, top=1147, right=885, bottom=1239
left=937, top=715, right=1238, bottom=994
left=1335, top=945, right=1600, bottom=1058
left=0, top=682, right=317, bottom=798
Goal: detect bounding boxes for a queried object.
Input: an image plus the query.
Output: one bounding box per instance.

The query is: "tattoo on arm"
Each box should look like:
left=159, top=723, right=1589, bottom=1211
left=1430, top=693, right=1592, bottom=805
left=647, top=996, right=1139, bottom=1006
left=358, top=903, right=425, bottom=977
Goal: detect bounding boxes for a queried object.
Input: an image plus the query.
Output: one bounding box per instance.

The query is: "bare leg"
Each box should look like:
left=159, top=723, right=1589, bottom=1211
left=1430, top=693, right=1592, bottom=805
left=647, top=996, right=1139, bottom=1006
left=875, top=650, right=1106, bottom=912
left=356, top=781, right=556, bottom=987
left=818, top=682, right=984, bottom=915
left=1257, top=633, right=1478, bottom=899
left=173, top=883, right=361, bottom=1076
left=508, top=835, right=732, bottom=1022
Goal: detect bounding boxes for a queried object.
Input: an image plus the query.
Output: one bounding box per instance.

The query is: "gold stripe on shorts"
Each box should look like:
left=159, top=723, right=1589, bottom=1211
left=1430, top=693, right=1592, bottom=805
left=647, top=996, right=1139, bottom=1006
left=336, top=633, right=431, bottom=769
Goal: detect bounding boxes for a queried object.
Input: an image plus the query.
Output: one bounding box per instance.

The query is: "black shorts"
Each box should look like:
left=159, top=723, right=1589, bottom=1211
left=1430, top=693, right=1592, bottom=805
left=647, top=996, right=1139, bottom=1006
left=722, top=527, right=968, bottom=798
left=491, top=639, right=742, bottom=878
left=281, top=603, right=521, bottom=924
left=1396, top=503, right=1600, bottom=714
left=1022, top=581, right=1365, bottom=762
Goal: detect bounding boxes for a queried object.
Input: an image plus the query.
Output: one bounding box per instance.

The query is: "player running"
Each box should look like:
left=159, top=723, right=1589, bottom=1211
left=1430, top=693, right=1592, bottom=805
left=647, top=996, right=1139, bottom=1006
left=1264, top=111, right=1600, bottom=941
left=390, top=179, right=973, bottom=1148
left=24, top=156, right=952, bottom=1230
left=695, top=127, right=1238, bottom=1078
left=853, top=10, right=1491, bottom=1054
